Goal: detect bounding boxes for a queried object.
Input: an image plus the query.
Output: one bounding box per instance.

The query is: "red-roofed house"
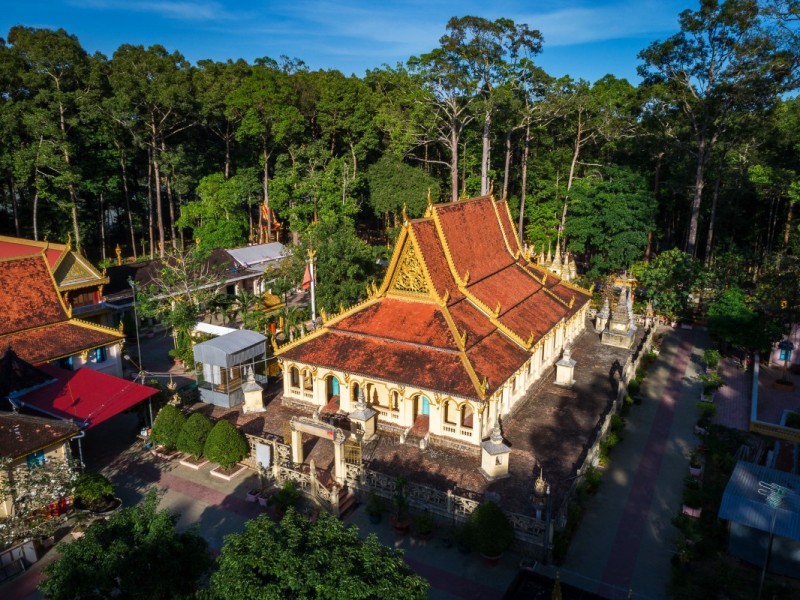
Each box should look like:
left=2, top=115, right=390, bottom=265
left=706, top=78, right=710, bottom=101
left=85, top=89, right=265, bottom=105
left=277, top=196, right=591, bottom=450
left=0, top=235, right=110, bottom=324
left=0, top=254, right=124, bottom=377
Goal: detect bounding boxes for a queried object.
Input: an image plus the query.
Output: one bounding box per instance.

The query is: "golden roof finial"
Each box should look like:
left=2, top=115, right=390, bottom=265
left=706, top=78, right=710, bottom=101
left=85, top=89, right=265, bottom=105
left=195, top=237, right=201, bottom=247
left=115, top=244, right=122, bottom=265
left=494, top=301, right=501, bottom=316
left=320, top=307, right=328, bottom=323
left=488, top=179, right=494, bottom=197
left=569, top=295, right=575, bottom=308
left=65, top=233, right=72, bottom=250
left=463, top=270, right=470, bottom=284
left=402, top=203, right=408, bottom=224
left=307, top=247, right=317, bottom=260
left=270, top=336, right=279, bottom=352
left=427, top=188, right=432, bottom=207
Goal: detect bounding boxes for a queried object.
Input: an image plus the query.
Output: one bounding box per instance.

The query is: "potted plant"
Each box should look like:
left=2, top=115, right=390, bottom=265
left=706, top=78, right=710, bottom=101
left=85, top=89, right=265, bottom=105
left=468, top=501, right=515, bottom=564
left=682, top=478, right=704, bottom=518
left=413, top=511, right=434, bottom=541
left=391, top=477, right=411, bottom=534
left=246, top=488, right=260, bottom=503
left=73, top=472, right=120, bottom=514
left=176, top=412, right=213, bottom=468
left=150, top=404, right=186, bottom=458
left=365, top=490, right=385, bottom=524
left=702, top=349, right=721, bottom=372
left=688, top=450, right=703, bottom=478
left=203, top=419, right=249, bottom=477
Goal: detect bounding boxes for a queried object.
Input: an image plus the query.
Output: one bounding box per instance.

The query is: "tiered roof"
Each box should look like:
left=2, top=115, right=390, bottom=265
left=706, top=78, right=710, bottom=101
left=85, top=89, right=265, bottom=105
left=0, top=254, right=122, bottom=364
left=278, top=195, right=591, bottom=402
left=0, top=235, right=108, bottom=292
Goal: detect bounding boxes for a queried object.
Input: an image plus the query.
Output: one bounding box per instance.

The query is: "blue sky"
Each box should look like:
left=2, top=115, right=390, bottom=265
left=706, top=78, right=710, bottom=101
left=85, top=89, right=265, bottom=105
left=1, top=0, right=695, bottom=83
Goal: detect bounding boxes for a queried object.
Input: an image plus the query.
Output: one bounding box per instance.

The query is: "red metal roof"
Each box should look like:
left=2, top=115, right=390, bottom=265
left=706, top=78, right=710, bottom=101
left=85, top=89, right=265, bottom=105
left=0, top=237, right=64, bottom=268
left=15, top=365, right=158, bottom=429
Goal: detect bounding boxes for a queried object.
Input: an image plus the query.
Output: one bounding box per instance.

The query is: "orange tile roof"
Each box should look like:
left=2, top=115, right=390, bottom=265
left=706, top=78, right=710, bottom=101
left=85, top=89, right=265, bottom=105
left=0, top=236, right=65, bottom=268
left=0, top=412, right=78, bottom=459
left=0, top=254, right=121, bottom=364
left=279, top=195, right=591, bottom=401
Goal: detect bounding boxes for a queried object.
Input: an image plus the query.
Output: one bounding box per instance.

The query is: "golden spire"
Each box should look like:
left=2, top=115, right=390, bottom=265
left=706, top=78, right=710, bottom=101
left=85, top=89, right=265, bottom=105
left=402, top=203, right=408, bottom=224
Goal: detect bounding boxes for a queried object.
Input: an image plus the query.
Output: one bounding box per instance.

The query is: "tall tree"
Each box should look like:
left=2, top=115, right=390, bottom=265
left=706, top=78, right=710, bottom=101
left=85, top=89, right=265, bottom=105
left=639, top=0, right=793, bottom=258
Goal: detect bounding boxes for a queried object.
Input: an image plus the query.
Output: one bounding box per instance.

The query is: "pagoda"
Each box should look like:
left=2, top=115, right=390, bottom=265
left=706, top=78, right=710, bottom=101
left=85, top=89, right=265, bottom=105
left=276, top=195, right=591, bottom=450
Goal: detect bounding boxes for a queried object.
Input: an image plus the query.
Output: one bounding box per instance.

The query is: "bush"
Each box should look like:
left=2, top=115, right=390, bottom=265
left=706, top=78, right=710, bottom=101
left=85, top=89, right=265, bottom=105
left=584, top=466, right=602, bottom=494
left=610, top=414, right=625, bottom=433
left=626, top=379, right=641, bottom=397
left=272, top=481, right=300, bottom=514
left=699, top=372, right=725, bottom=394
left=74, top=473, right=114, bottom=507
left=203, top=419, right=248, bottom=469
left=702, top=349, right=721, bottom=370
left=468, top=501, right=515, bottom=557
left=605, top=432, right=620, bottom=449
left=696, top=402, right=718, bottom=420
left=176, top=412, right=213, bottom=459
left=150, top=404, right=186, bottom=451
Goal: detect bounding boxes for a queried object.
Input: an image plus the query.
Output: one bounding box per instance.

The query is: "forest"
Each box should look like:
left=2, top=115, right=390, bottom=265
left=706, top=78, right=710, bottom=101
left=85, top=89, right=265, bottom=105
left=1, top=1, right=799, bottom=327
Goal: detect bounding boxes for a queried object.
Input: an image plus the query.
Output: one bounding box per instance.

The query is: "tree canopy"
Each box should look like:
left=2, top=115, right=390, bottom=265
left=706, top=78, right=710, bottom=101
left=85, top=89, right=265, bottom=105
left=209, top=509, right=428, bottom=599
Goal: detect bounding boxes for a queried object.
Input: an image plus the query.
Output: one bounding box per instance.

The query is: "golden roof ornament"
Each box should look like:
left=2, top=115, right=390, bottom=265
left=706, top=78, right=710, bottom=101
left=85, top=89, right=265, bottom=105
left=402, top=203, right=408, bottom=224
left=65, top=233, right=72, bottom=250
left=115, top=244, right=122, bottom=265
left=320, top=307, right=328, bottom=323
left=533, top=467, right=548, bottom=497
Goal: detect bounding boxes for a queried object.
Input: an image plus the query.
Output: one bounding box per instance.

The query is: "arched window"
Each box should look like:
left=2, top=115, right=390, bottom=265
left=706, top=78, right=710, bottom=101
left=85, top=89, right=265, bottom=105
left=302, top=370, right=313, bottom=390
left=390, top=391, right=399, bottom=411
left=290, top=366, right=299, bottom=388
left=444, top=401, right=456, bottom=425
left=460, top=404, right=474, bottom=429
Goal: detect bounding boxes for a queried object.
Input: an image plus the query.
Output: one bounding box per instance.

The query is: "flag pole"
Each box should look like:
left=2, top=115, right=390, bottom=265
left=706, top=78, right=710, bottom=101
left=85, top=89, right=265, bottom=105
left=308, top=248, right=317, bottom=327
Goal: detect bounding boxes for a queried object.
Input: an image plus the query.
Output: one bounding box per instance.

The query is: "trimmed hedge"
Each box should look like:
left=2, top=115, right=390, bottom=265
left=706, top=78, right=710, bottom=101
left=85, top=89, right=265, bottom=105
left=203, top=420, right=248, bottom=469
left=177, top=412, right=214, bottom=460
left=150, top=404, right=186, bottom=451
left=468, top=501, right=514, bottom=557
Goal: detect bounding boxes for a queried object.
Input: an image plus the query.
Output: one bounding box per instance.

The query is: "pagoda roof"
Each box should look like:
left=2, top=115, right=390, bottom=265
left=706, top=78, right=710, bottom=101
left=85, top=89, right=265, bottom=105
left=278, top=195, right=591, bottom=401
left=0, top=235, right=108, bottom=291
left=0, top=255, right=122, bottom=364
left=0, top=411, right=79, bottom=459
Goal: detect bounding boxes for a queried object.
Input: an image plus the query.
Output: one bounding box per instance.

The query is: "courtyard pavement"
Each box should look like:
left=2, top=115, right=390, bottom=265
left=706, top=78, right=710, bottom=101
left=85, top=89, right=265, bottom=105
left=537, top=327, right=708, bottom=599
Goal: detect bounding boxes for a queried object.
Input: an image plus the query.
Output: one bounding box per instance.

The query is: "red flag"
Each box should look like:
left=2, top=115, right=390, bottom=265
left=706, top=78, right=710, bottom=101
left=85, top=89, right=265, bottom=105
left=302, top=264, right=312, bottom=290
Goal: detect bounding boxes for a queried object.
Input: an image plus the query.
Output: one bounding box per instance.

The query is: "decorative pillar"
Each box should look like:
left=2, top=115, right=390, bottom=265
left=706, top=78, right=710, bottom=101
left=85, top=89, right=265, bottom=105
left=242, top=367, right=265, bottom=413
left=480, top=421, right=511, bottom=480
left=555, top=346, right=576, bottom=387
left=290, top=422, right=303, bottom=465
left=333, top=428, right=346, bottom=484
left=349, top=391, right=377, bottom=441
left=596, top=296, right=610, bottom=332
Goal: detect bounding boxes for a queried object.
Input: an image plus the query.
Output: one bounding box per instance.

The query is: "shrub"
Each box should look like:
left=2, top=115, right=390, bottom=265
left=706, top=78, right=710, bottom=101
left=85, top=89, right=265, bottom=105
left=468, top=501, right=514, bottom=557
left=635, top=367, right=646, bottom=381
left=414, top=511, right=434, bottom=536
left=605, top=432, right=620, bottom=449
left=696, top=402, right=718, bottom=420
left=150, top=404, right=185, bottom=451
left=366, top=490, right=385, bottom=517
left=203, top=419, right=248, bottom=469
left=271, top=481, right=300, bottom=514
left=699, top=372, right=725, bottom=394
left=702, top=349, right=721, bottom=370
left=626, top=379, right=641, bottom=397
left=610, top=414, right=625, bottom=434
left=584, top=466, right=602, bottom=494
left=74, top=472, right=114, bottom=507
left=176, top=412, right=213, bottom=459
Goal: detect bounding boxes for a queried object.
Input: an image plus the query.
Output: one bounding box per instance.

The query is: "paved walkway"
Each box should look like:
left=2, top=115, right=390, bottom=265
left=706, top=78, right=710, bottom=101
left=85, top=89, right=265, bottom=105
left=542, top=327, right=707, bottom=599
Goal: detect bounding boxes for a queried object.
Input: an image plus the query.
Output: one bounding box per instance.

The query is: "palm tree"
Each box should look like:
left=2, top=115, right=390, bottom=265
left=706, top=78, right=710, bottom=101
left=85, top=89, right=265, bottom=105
left=234, top=290, right=259, bottom=329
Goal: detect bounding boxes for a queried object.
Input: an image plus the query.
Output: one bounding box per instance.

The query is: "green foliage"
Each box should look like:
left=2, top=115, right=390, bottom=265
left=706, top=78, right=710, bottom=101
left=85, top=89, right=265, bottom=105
left=271, top=481, right=300, bottom=514
left=610, top=414, right=625, bottom=434
left=699, top=372, right=725, bottom=393
left=696, top=402, right=718, bottom=420
left=366, top=490, right=385, bottom=517
left=632, top=249, right=708, bottom=322
left=583, top=466, right=602, bottom=494
left=702, top=349, right=721, bottom=370
left=40, top=491, right=211, bottom=600
left=414, top=511, right=434, bottom=536
left=565, top=166, right=657, bottom=276
left=467, top=501, right=515, bottom=557
left=74, top=472, right=114, bottom=505
left=366, top=155, right=440, bottom=221
left=626, top=379, right=641, bottom=397
left=203, top=419, right=248, bottom=469
left=707, top=286, right=781, bottom=352
left=150, top=404, right=186, bottom=451
left=176, top=412, right=213, bottom=460
left=210, top=509, right=428, bottom=599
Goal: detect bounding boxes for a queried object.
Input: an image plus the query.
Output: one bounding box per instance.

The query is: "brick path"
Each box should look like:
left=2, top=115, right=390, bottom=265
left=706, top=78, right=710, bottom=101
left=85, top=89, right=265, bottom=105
left=712, top=357, right=751, bottom=430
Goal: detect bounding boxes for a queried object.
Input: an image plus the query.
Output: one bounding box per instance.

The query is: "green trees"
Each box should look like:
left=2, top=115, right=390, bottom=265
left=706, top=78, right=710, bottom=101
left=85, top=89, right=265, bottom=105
left=633, top=249, right=708, bottom=322
left=467, top=501, right=515, bottom=557
left=40, top=491, right=211, bottom=600
left=203, top=419, right=248, bottom=469
left=150, top=404, right=185, bottom=452
left=707, top=286, right=782, bottom=351
left=176, top=412, right=213, bottom=460
left=210, top=509, right=428, bottom=599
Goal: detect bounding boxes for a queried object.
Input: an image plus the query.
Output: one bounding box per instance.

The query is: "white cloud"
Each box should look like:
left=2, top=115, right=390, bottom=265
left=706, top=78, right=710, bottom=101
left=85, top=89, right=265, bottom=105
left=69, top=0, right=241, bottom=22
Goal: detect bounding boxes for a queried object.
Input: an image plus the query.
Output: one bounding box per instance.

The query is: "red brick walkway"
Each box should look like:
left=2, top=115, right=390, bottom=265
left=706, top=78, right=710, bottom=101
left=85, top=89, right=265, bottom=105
left=599, top=331, right=695, bottom=594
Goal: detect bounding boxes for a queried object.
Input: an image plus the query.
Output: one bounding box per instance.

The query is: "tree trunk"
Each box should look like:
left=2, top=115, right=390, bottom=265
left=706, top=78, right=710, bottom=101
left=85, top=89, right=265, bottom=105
left=263, top=143, right=272, bottom=241
left=481, top=109, right=491, bottom=196
left=502, top=129, right=512, bottom=201
left=704, top=177, right=720, bottom=267
left=686, top=133, right=707, bottom=257
left=151, top=125, right=165, bottom=258
left=165, top=173, right=177, bottom=249
left=99, top=192, right=106, bottom=262
left=147, top=148, right=154, bottom=259
left=33, top=191, right=39, bottom=242
left=224, top=123, right=232, bottom=180
left=9, top=179, right=20, bottom=237
left=784, top=199, right=795, bottom=248
left=559, top=113, right=583, bottom=244
left=57, top=97, right=82, bottom=250
left=119, top=151, right=137, bottom=259
left=646, top=151, right=664, bottom=261
left=450, top=125, right=459, bottom=202
left=517, top=124, right=530, bottom=243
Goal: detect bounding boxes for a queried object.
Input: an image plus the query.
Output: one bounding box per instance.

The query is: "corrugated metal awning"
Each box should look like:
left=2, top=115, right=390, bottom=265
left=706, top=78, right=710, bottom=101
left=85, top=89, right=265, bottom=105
left=719, top=461, right=800, bottom=541
left=193, top=330, right=267, bottom=367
